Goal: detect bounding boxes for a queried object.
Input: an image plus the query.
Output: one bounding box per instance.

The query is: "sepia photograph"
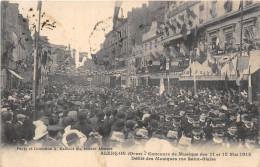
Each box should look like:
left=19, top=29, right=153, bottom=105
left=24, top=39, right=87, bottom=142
left=0, top=0, right=260, bottom=167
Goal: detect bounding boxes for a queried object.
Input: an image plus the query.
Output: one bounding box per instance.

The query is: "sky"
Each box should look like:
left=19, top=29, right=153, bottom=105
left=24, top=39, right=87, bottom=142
left=11, top=0, right=148, bottom=65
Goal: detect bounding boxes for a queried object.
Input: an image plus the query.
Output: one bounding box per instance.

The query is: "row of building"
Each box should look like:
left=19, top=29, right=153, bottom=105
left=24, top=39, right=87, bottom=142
left=93, top=1, right=259, bottom=90
left=1, top=1, right=76, bottom=91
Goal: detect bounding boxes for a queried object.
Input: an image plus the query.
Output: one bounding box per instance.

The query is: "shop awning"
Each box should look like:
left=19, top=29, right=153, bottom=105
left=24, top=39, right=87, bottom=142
left=8, top=69, right=24, bottom=80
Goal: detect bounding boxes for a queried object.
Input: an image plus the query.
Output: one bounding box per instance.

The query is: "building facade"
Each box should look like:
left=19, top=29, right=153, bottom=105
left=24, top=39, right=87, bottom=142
left=1, top=2, right=34, bottom=90
left=94, top=1, right=260, bottom=89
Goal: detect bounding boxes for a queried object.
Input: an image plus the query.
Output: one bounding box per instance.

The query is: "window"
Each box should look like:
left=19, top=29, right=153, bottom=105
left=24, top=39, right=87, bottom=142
left=155, top=39, right=157, bottom=48
left=208, top=31, right=218, bottom=50
left=150, top=42, right=152, bottom=50
left=225, top=31, right=233, bottom=46
left=210, top=1, right=217, bottom=18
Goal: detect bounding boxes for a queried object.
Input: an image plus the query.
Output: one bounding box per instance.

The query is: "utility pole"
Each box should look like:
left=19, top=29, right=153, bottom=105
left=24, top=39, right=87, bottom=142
left=248, top=65, right=252, bottom=103
left=33, top=1, right=42, bottom=119
left=239, top=0, right=243, bottom=103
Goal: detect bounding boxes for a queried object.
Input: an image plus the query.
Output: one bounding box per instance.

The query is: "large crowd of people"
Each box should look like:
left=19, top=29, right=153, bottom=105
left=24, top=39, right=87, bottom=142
left=1, top=76, right=259, bottom=151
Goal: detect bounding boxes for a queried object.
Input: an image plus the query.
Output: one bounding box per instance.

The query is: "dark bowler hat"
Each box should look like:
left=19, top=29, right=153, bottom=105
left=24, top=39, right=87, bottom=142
left=66, top=132, right=80, bottom=145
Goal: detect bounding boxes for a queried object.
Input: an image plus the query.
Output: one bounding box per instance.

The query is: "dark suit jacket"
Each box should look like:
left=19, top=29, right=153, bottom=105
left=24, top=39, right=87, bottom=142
left=2, top=122, right=16, bottom=144
left=13, top=122, right=25, bottom=144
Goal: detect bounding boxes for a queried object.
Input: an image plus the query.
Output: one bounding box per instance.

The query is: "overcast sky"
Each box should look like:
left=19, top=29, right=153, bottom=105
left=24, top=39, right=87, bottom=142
left=11, top=0, right=147, bottom=58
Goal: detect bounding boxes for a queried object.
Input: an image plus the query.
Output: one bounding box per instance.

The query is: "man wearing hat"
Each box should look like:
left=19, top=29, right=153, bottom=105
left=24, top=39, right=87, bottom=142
left=90, top=110, right=105, bottom=137
left=72, top=112, right=92, bottom=138
left=107, top=119, right=125, bottom=148
left=42, top=125, right=64, bottom=147
left=207, top=127, right=227, bottom=149
left=125, top=120, right=136, bottom=140
left=237, top=115, right=257, bottom=145
left=190, top=126, right=206, bottom=148
left=2, top=112, right=15, bottom=145
left=148, top=119, right=164, bottom=139
left=13, top=114, right=27, bottom=145
left=225, top=123, right=239, bottom=148
left=178, top=110, right=194, bottom=147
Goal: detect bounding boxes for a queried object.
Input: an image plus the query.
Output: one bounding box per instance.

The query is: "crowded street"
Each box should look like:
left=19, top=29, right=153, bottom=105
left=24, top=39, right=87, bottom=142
left=1, top=2, right=260, bottom=166
left=1, top=74, right=259, bottom=150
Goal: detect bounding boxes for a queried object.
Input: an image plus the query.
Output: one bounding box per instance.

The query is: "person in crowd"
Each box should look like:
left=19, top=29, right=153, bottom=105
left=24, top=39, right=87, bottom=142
left=42, top=125, right=64, bottom=147
left=13, top=114, right=28, bottom=145
left=2, top=111, right=15, bottom=145
left=71, top=112, right=92, bottom=138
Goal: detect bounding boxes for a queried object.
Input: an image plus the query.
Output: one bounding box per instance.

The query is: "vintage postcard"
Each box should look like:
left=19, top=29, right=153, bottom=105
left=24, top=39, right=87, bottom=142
left=1, top=0, right=259, bottom=167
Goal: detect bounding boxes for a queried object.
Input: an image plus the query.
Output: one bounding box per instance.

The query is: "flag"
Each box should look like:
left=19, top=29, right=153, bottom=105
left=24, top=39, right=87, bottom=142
left=186, top=7, right=191, bottom=18
left=37, top=1, right=42, bottom=11
left=190, top=10, right=197, bottom=19
left=196, top=48, right=200, bottom=59
left=228, top=59, right=234, bottom=74
left=188, top=20, right=193, bottom=27
left=180, top=44, right=185, bottom=56
left=225, top=71, right=229, bottom=81
left=189, top=51, right=195, bottom=66
left=164, top=26, right=169, bottom=36
left=169, top=24, right=176, bottom=33
left=236, top=56, right=243, bottom=86
left=224, top=71, right=229, bottom=90
left=236, top=70, right=243, bottom=86
left=41, top=51, right=48, bottom=66
left=180, top=24, right=187, bottom=40
left=159, top=77, right=165, bottom=96
left=199, top=42, right=205, bottom=53
left=169, top=46, right=178, bottom=59
left=175, top=20, right=181, bottom=29
left=131, top=37, right=135, bottom=46
left=238, top=0, right=243, bottom=11
left=113, top=1, right=122, bottom=30
left=178, top=14, right=185, bottom=22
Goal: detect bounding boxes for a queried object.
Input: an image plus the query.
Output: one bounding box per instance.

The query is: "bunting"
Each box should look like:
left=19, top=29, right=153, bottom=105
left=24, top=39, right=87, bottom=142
left=169, top=46, right=178, bottom=59
left=180, top=24, right=188, bottom=40
left=159, top=77, right=165, bottom=96
left=178, top=14, right=185, bottom=22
